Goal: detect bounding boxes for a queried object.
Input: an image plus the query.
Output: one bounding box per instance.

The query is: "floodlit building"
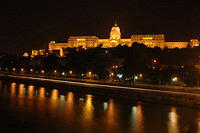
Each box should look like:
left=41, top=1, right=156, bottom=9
left=131, top=34, right=165, bottom=49
left=165, top=42, right=190, bottom=49
left=46, top=22, right=199, bottom=57
left=31, top=49, right=47, bottom=57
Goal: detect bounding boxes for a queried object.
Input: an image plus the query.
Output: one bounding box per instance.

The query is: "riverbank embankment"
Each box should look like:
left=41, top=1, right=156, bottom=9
left=1, top=73, right=200, bottom=107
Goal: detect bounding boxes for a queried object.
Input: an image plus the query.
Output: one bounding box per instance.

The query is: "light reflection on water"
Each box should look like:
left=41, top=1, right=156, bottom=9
left=168, top=107, right=179, bottom=133
left=0, top=81, right=199, bottom=133
left=28, top=85, right=34, bottom=100
left=38, top=87, right=46, bottom=114
left=10, top=82, right=16, bottom=104
left=103, top=99, right=120, bottom=132
left=81, top=94, right=94, bottom=132
left=49, top=89, right=59, bottom=117
left=18, top=83, right=25, bottom=108
left=66, top=92, right=75, bottom=125
left=131, top=104, right=144, bottom=133
left=66, top=92, right=74, bottom=112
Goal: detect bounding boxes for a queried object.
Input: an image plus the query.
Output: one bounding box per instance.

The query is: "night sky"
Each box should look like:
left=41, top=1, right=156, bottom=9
left=1, top=0, right=200, bottom=54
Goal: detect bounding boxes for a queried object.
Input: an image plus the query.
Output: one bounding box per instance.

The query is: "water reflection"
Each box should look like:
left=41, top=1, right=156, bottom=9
left=103, top=99, right=119, bottom=132
left=28, top=85, right=34, bottom=99
left=168, top=107, right=179, bottom=133
left=39, top=87, right=45, bottom=100
left=131, top=104, right=144, bottom=133
left=37, top=87, right=46, bottom=114
left=66, top=92, right=75, bottom=124
left=107, top=99, right=115, bottom=125
left=10, top=82, right=16, bottom=104
left=49, top=89, right=59, bottom=117
left=81, top=94, right=94, bottom=133
left=18, top=84, right=25, bottom=107
left=1, top=81, right=200, bottom=133
left=82, top=94, right=94, bottom=123
left=27, top=85, right=35, bottom=110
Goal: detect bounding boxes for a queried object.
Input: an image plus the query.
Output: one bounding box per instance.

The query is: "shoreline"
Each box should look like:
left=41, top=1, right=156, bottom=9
left=1, top=73, right=200, bottom=107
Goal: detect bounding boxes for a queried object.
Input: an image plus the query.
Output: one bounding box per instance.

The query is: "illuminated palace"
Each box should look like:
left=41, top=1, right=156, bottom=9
left=33, top=23, right=199, bottom=57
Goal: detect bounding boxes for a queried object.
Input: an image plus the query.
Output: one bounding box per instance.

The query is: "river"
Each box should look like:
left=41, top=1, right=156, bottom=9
left=0, top=80, right=200, bottom=133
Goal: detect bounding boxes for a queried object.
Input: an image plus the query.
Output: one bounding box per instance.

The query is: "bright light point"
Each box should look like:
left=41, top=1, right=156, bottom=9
left=12, top=68, right=16, bottom=71
left=69, top=70, right=72, bottom=75
left=111, top=72, right=114, bottom=76
left=172, top=77, right=178, bottom=82
left=117, top=74, right=123, bottom=78
left=30, top=69, right=33, bottom=72
left=89, top=71, right=92, bottom=75
left=139, top=73, right=143, bottom=78
left=103, top=102, right=108, bottom=110
left=54, top=70, right=57, bottom=73
left=21, top=68, right=24, bottom=72
left=62, top=72, right=65, bottom=76
left=134, top=76, right=138, bottom=80
left=41, top=70, right=45, bottom=74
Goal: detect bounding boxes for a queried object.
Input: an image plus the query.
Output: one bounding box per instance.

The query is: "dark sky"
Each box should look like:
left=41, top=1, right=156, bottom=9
left=1, top=0, right=200, bottom=54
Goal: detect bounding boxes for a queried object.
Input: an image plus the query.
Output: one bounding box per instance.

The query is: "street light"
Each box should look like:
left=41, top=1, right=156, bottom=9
left=21, top=68, right=24, bottom=72
left=105, top=50, right=108, bottom=54
left=41, top=70, right=45, bottom=74
left=112, top=65, right=118, bottom=69
left=172, top=77, right=178, bottom=82
left=89, top=71, right=92, bottom=75
left=12, top=68, right=16, bottom=72
left=30, top=69, right=33, bottom=72
left=61, top=72, right=65, bottom=76
left=134, top=75, right=138, bottom=80
left=111, top=72, right=114, bottom=76
left=153, top=59, right=157, bottom=63
left=69, top=70, right=73, bottom=75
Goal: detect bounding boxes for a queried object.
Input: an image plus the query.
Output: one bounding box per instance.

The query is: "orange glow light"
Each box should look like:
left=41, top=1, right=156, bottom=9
left=41, top=70, right=45, bottom=74
left=69, top=70, right=73, bottom=75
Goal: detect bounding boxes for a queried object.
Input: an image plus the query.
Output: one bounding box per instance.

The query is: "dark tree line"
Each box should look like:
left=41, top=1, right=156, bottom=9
left=1, top=42, right=200, bottom=86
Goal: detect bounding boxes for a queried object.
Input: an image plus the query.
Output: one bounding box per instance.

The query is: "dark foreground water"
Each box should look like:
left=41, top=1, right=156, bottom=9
left=0, top=80, right=200, bottom=133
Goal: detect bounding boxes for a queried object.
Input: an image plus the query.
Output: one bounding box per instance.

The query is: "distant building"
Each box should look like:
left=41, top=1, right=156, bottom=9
left=165, top=42, right=190, bottom=49
left=131, top=34, right=165, bottom=49
left=46, top=22, right=199, bottom=57
left=31, top=49, right=47, bottom=57
left=23, top=52, right=29, bottom=57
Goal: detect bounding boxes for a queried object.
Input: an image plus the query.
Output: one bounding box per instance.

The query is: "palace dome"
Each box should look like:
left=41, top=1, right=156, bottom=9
left=110, top=23, right=121, bottom=40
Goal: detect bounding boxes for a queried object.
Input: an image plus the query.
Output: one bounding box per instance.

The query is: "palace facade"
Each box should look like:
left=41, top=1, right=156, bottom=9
left=34, top=23, right=199, bottom=57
